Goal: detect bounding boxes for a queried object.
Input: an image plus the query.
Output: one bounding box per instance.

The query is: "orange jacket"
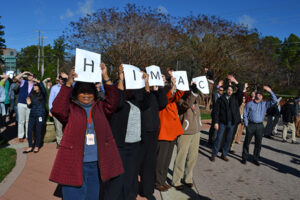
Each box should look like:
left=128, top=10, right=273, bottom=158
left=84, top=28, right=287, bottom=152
left=158, top=89, right=185, bottom=141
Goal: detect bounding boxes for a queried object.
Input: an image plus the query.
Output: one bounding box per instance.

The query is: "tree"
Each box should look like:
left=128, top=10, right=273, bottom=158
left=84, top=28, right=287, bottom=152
left=17, top=38, right=67, bottom=82
left=280, top=34, right=300, bottom=87
left=0, top=16, right=6, bottom=64
left=62, top=3, right=299, bottom=97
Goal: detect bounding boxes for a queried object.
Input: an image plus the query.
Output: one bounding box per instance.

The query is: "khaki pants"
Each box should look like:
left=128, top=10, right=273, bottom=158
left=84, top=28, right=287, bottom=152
left=53, top=116, right=63, bottom=145
left=282, top=122, right=296, bottom=142
left=172, top=132, right=201, bottom=186
left=17, top=103, right=31, bottom=139
left=295, top=116, right=300, bottom=136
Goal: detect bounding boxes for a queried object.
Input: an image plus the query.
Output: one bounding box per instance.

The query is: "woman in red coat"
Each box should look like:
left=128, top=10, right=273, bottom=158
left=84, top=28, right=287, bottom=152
left=49, top=63, right=124, bottom=200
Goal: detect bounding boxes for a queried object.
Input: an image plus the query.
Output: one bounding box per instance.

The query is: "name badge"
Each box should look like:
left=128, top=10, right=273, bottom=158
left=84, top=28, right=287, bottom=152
left=86, top=134, right=95, bottom=145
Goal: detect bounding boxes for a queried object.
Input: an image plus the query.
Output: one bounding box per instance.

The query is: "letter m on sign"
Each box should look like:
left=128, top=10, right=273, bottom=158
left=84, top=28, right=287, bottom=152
left=150, top=71, right=160, bottom=80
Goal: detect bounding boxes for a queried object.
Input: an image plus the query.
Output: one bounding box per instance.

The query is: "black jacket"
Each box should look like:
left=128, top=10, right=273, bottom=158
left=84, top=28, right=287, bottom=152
left=141, top=88, right=168, bottom=135
left=281, top=103, right=296, bottom=123
left=110, top=89, right=151, bottom=147
left=213, top=83, right=244, bottom=125
left=28, top=82, right=47, bottom=117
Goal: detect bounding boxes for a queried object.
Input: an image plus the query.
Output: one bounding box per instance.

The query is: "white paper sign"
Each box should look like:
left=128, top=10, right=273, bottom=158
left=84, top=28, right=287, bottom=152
left=172, top=71, right=189, bottom=91
left=192, top=76, right=210, bottom=94
left=74, top=48, right=102, bottom=83
left=146, top=65, right=164, bottom=87
left=5, top=71, right=14, bottom=79
left=123, top=64, right=145, bottom=89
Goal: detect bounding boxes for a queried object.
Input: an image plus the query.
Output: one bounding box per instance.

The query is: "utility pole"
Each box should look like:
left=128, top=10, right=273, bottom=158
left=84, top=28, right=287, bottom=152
left=37, top=31, right=40, bottom=72
left=41, top=36, right=44, bottom=78
left=57, top=57, right=59, bottom=77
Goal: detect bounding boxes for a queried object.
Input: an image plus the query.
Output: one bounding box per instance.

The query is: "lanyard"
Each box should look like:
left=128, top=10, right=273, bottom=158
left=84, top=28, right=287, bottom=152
left=87, top=105, right=94, bottom=131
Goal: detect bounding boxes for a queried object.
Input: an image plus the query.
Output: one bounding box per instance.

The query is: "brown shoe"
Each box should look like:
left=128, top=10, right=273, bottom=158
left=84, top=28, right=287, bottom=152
left=155, top=185, right=168, bottom=192
left=163, top=183, right=171, bottom=189
left=221, top=155, right=229, bottom=161
left=174, top=185, right=184, bottom=190
left=210, top=156, right=215, bottom=162
left=19, top=138, right=24, bottom=143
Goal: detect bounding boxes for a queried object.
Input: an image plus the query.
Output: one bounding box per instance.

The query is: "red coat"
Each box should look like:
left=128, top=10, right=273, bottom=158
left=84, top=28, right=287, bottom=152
left=49, top=85, right=124, bottom=186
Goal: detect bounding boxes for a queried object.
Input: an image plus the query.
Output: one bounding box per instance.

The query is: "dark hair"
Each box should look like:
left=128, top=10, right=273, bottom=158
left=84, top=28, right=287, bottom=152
left=72, top=82, right=98, bottom=99
left=226, top=85, right=235, bottom=91
left=256, top=91, right=264, bottom=96
left=29, top=84, right=43, bottom=102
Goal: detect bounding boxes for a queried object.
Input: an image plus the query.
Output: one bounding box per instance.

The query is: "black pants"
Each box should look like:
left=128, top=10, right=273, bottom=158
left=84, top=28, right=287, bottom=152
left=242, top=123, right=264, bottom=161
left=103, top=142, right=140, bottom=200
left=208, top=116, right=216, bottom=145
left=132, top=132, right=158, bottom=198
left=155, top=140, right=175, bottom=187
left=27, top=116, right=44, bottom=148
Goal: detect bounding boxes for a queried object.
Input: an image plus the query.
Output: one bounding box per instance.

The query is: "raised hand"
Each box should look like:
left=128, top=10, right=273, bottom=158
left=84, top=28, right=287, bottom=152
left=118, top=65, right=124, bottom=81
left=227, top=74, right=238, bottom=84
left=66, top=69, right=77, bottom=87
left=171, top=77, right=177, bottom=89
left=60, top=72, right=68, bottom=79
left=263, top=85, right=272, bottom=92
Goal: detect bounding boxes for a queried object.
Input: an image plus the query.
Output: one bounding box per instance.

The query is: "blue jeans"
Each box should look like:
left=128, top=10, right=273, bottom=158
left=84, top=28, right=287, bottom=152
left=212, top=121, right=235, bottom=157
left=62, top=162, right=100, bottom=200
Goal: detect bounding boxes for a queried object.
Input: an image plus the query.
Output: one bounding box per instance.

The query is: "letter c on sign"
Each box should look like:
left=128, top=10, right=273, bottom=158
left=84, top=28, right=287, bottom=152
left=199, top=81, right=205, bottom=89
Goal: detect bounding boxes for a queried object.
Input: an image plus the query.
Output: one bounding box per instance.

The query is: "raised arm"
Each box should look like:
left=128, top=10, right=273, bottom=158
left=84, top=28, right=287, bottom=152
left=15, top=71, right=32, bottom=82
left=101, top=63, right=119, bottom=117
left=51, top=69, right=76, bottom=125
left=178, top=83, right=198, bottom=113
left=264, top=86, right=278, bottom=109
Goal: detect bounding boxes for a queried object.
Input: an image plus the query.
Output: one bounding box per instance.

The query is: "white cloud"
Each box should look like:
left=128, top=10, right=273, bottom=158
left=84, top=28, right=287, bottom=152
left=78, top=0, right=94, bottom=15
left=60, top=0, right=94, bottom=21
left=238, top=15, right=256, bottom=29
left=60, top=8, right=74, bottom=20
left=157, top=5, right=168, bottom=15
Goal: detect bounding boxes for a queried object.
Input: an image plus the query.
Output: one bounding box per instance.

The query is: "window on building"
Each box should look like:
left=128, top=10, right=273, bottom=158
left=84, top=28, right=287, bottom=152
left=10, top=51, right=14, bottom=56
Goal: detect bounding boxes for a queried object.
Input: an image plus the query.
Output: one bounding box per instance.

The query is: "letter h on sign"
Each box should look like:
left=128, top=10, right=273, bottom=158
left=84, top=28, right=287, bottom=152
left=84, top=58, right=94, bottom=72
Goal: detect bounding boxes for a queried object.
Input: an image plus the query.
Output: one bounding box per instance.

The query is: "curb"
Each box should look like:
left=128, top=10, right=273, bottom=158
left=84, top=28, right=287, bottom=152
left=0, top=148, right=27, bottom=197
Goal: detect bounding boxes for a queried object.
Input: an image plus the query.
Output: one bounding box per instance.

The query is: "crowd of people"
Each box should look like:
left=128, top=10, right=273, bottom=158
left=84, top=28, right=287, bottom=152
left=0, top=63, right=299, bottom=200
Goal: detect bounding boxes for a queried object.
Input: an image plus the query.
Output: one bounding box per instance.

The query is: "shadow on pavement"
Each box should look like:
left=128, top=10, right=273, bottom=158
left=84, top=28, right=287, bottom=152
left=261, top=144, right=300, bottom=159
left=260, top=156, right=300, bottom=178
left=180, top=186, right=211, bottom=200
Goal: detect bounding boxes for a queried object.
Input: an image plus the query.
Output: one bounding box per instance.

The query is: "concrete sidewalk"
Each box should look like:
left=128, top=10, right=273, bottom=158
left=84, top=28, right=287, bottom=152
left=1, top=118, right=299, bottom=200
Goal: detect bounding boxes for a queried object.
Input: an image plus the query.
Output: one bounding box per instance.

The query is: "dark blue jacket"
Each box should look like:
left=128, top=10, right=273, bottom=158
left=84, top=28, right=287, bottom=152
left=28, top=82, right=47, bottom=117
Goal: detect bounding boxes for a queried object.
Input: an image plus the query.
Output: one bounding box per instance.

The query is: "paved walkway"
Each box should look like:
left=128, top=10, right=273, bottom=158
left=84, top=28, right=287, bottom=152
left=0, top=120, right=299, bottom=200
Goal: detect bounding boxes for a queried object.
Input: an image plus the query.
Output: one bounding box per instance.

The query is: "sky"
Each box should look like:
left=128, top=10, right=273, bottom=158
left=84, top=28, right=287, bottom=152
left=1, top=0, right=300, bottom=51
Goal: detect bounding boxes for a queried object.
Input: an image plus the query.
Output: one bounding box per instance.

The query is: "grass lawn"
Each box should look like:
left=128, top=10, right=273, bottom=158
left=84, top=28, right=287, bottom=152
left=0, top=148, right=17, bottom=182
left=201, top=109, right=212, bottom=120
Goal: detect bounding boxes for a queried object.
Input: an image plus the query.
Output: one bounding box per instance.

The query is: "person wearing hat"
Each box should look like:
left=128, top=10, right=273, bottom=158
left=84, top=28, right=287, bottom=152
left=49, top=63, right=123, bottom=200
left=241, top=86, right=278, bottom=166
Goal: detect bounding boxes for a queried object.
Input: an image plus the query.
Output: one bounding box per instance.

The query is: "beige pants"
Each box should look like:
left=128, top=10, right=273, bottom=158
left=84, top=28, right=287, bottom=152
left=282, top=122, right=296, bottom=141
left=295, top=116, right=300, bottom=136
left=53, top=116, right=63, bottom=144
left=172, top=132, right=201, bottom=186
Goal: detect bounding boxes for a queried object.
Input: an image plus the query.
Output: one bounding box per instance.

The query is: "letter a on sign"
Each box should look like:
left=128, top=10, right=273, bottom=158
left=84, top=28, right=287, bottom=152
left=192, top=76, right=209, bottom=94
left=75, top=48, right=102, bottom=83
left=123, top=64, right=145, bottom=89
left=146, top=65, right=164, bottom=86
left=172, top=71, right=189, bottom=91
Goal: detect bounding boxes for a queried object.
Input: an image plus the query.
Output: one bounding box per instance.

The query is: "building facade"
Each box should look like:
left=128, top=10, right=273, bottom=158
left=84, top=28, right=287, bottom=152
left=1, top=48, right=17, bottom=72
